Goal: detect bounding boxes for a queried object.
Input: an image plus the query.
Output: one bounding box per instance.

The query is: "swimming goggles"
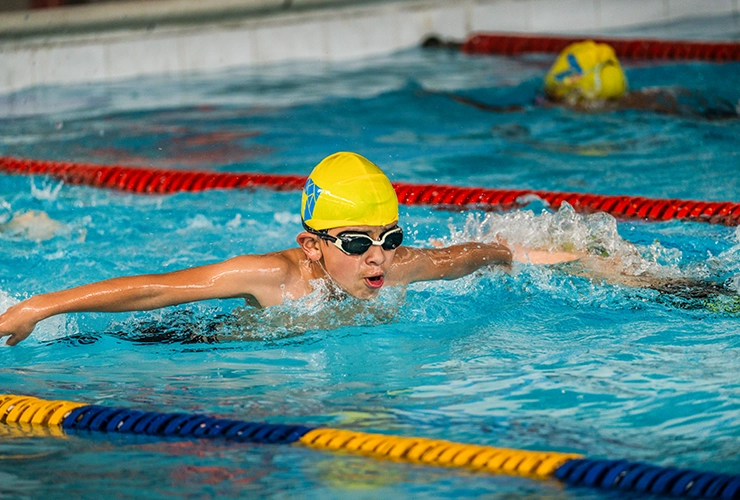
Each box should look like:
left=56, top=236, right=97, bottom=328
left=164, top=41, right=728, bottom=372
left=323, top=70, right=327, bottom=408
left=302, top=222, right=403, bottom=255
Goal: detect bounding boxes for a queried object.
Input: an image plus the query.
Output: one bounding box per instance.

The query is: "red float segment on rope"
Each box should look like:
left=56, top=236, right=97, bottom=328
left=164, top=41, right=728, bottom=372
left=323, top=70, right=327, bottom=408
left=1, top=156, right=739, bottom=226
left=0, top=157, right=307, bottom=194
left=461, top=33, right=740, bottom=61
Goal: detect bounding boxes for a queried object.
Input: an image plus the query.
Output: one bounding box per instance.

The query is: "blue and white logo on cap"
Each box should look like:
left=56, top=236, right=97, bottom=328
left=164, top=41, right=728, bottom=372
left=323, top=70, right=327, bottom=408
left=554, top=53, right=584, bottom=82
left=302, top=177, right=323, bottom=221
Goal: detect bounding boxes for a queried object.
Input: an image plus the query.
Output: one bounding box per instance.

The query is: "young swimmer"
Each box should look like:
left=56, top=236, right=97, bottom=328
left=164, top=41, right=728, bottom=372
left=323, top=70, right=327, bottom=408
left=540, top=40, right=736, bottom=119
left=421, top=38, right=738, bottom=120
left=0, top=152, right=581, bottom=346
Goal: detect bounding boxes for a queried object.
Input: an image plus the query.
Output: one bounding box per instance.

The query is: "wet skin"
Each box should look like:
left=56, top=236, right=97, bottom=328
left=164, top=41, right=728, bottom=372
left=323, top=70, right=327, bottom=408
left=0, top=223, right=544, bottom=346
left=314, top=223, right=399, bottom=300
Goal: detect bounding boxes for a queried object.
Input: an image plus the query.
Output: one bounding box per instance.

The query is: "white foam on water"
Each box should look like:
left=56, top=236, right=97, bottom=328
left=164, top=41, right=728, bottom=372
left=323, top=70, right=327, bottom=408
left=444, top=204, right=685, bottom=279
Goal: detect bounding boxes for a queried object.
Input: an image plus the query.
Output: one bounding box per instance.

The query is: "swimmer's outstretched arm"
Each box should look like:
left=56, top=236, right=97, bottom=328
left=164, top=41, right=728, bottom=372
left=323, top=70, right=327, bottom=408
left=389, top=243, right=582, bottom=284
left=0, top=254, right=293, bottom=346
left=505, top=242, right=585, bottom=266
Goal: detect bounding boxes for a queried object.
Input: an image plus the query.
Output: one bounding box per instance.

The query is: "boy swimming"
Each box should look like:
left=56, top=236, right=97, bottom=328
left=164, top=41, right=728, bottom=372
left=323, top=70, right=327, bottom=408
left=0, top=151, right=581, bottom=346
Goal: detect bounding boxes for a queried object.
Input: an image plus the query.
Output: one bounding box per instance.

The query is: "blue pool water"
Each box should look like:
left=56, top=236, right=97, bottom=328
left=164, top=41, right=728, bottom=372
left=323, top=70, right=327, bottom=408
left=1, top=33, right=740, bottom=498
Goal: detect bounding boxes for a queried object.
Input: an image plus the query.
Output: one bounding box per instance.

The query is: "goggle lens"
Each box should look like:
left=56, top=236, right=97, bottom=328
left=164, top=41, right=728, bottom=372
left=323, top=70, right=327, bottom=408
left=336, top=227, right=403, bottom=255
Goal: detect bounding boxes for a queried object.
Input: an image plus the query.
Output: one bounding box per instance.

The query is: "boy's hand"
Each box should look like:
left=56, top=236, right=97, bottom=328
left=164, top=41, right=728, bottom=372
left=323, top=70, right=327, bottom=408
left=499, top=239, right=583, bottom=265
left=0, top=304, right=37, bottom=346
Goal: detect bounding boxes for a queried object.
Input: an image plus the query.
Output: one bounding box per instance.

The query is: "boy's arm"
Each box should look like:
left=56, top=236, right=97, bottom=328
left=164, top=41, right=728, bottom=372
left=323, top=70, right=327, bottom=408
left=390, top=242, right=583, bottom=284
left=389, top=243, right=512, bottom=284
left=0, top=254, right=290, bottom=346
left=506, top=242, right=585, bottom=265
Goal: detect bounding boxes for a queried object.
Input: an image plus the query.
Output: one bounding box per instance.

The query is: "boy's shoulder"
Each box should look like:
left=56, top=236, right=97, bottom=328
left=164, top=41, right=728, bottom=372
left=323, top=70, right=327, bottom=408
left=223, top=249, right=310, bottom=306
left=230, top=248, right=304, bottom=276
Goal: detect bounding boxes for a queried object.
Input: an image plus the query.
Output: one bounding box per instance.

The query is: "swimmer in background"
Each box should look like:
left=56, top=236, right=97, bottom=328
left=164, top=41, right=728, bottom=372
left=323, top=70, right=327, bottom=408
left=421, top=37, right=739, bottom=120
left=0, top=152, right=582, bottom=346
left=0, top=210, right=65, bottom=241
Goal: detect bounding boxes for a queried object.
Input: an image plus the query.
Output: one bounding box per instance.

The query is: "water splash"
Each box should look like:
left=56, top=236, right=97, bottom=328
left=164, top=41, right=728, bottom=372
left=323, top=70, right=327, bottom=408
left=426, top=204, right=738, bottom=311
left=177, top=214, right=215, bottom=233
left=0, top=289, right=72, bottom=345
left=0, top=290, right=18, bottom=316
left=30, top=179, right=63, bottom=202
left=444, top=204, right=687, bottom=278
left=97, top=279, right=406, bottom=345
left=229, top=279, right=405, bottom=340
left=712, top=226, right=740, bottom=293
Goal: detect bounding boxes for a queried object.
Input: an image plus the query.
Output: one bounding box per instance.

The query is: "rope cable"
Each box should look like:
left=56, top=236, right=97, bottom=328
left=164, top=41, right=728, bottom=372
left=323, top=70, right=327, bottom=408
left=2, top=394, right=739, bottom=499
left=461, top=33, right=740, bottom=61
left=2, top=157, right=738, bottom=226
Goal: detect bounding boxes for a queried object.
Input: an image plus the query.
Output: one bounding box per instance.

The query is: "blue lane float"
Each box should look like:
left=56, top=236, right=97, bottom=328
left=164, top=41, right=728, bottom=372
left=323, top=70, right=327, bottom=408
left=2, top=394, right=738, bottom=499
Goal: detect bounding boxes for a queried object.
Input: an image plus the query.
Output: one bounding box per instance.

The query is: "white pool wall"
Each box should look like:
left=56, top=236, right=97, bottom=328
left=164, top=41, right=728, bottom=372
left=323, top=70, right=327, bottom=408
left=0, top=0, right=738, bottom=95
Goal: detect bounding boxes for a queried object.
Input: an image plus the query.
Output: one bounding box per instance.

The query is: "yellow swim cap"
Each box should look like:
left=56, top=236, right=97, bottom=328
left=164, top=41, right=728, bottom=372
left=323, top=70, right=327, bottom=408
left=544, top=40, right=627, bottom=101
left=301, top=152, right=398, bottom=231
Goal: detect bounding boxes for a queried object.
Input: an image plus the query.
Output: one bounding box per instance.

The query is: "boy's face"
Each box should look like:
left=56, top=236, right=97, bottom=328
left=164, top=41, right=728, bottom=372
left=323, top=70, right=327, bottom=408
left=320, top=222, right=400, bottom=299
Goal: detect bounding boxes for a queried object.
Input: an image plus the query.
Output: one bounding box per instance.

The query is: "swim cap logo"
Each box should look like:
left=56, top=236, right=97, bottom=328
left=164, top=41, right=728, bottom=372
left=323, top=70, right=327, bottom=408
left=554, top=53, right=583, bottom=83
left=302, top=177, right=322, bottom=221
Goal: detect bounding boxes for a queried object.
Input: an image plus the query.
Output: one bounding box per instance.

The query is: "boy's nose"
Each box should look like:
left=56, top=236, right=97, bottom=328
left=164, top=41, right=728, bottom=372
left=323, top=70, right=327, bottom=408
left=364, top=244, right=386, bottom=266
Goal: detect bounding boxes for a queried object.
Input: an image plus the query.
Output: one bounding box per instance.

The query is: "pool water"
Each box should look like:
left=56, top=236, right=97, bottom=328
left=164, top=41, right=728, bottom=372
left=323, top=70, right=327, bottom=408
left=1, top=32, right=740, bottom=499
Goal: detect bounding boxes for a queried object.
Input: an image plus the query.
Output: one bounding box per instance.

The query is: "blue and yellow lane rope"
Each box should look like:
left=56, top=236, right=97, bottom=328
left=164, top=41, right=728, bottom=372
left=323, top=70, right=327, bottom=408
left=2, top=394, right=739, bottom=498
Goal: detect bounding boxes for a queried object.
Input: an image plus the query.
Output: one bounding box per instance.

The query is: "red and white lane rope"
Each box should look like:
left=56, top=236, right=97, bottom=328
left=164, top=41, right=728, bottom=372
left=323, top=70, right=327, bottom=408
left=1, top=156, right=738, bottom=225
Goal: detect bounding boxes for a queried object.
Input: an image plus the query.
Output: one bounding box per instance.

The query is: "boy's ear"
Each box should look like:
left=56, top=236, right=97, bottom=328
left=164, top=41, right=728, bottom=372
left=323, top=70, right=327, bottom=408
left=296, top=232, right=323, bottom=261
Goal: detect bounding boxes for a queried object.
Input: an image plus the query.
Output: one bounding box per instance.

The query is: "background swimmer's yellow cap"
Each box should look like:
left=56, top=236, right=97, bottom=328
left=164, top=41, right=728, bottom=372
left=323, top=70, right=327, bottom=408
left=544, top=40, right=627, bottom=100
left=301, top=152, right=399, bottom=231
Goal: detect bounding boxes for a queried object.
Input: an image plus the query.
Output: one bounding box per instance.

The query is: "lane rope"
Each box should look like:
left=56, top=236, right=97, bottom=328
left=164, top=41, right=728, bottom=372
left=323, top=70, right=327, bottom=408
left=461, top=33, right=740, bottom=61
left=2, top=394, right=739, bottom=498
left=2, top=156, right=739, bottom=226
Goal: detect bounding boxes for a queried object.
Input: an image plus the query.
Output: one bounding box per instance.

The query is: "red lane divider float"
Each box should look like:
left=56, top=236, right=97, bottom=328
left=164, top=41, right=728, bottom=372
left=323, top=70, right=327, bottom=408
left=461, top=33, right=740, bottom=61
left=0, top=156, right=306, bottom=194
left=2, top=156, right=739, bottom=226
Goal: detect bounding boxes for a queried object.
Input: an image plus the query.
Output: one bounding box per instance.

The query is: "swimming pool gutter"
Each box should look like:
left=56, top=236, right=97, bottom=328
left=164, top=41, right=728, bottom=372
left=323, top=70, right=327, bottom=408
left=1, top=0, right=738, bottom=95
left=0, top=0, right=394, bottom=41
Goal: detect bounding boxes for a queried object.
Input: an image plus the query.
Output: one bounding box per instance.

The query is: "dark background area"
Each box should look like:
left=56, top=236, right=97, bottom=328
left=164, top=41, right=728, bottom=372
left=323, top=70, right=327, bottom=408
left=1, top=0, right=141, bottom=12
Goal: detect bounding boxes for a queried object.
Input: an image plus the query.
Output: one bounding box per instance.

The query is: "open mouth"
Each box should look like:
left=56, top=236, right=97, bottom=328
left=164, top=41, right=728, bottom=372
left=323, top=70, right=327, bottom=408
left=364, top=275, right=384, bottom=289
